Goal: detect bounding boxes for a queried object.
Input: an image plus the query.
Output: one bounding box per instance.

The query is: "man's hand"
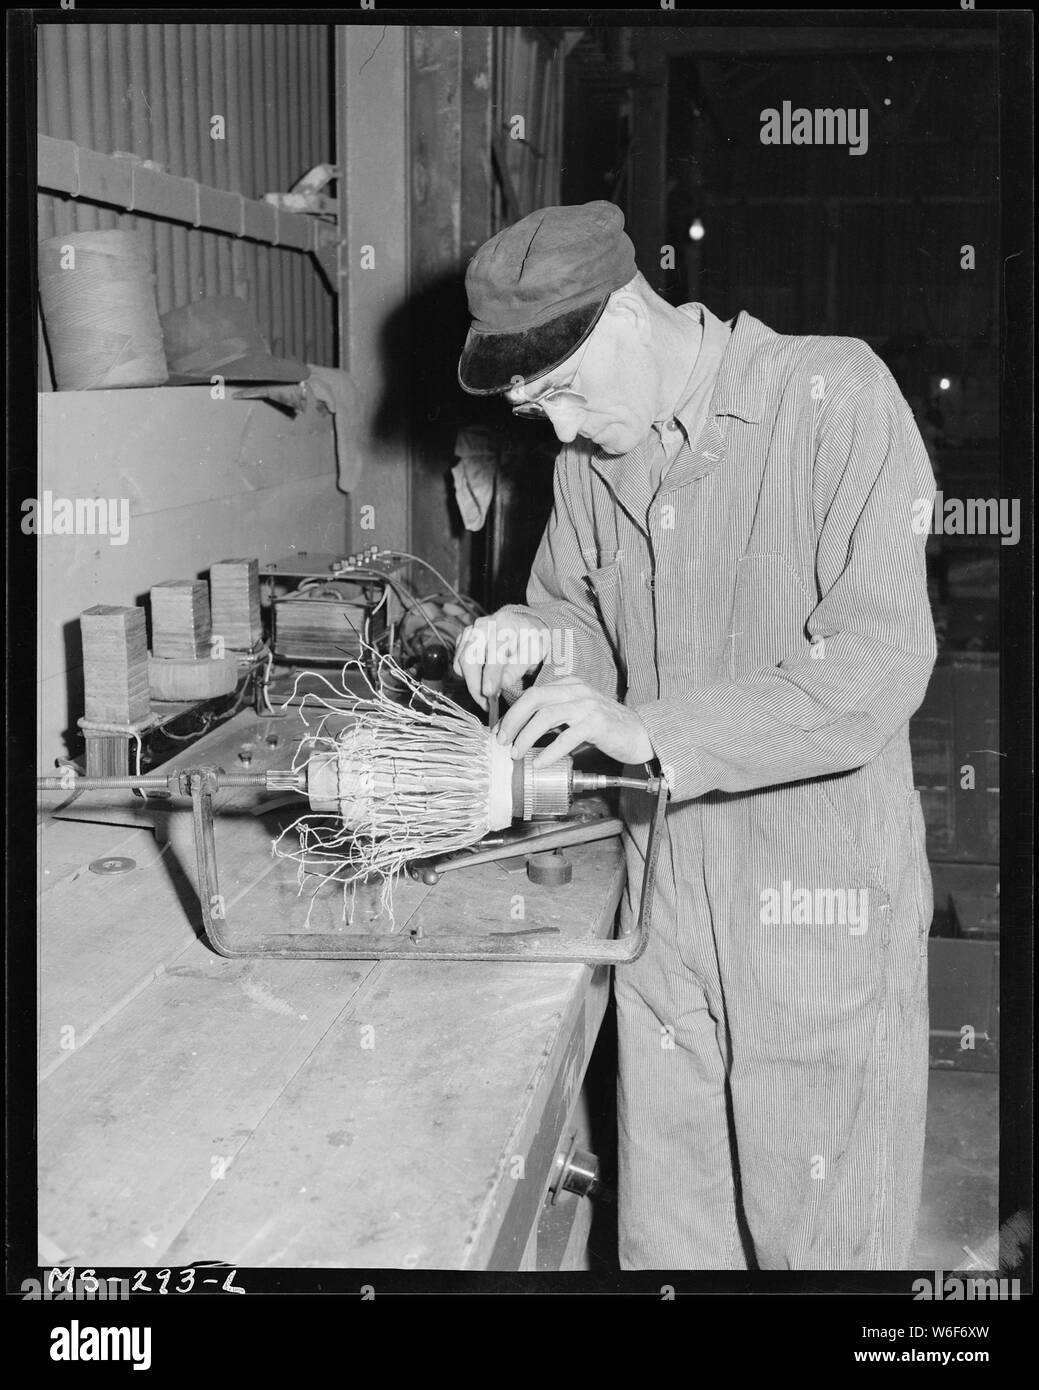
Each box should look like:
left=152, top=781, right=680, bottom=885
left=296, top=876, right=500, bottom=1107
left=496, top=676, right=655, bottom=768
left=453, top=614, right=552, bottom=710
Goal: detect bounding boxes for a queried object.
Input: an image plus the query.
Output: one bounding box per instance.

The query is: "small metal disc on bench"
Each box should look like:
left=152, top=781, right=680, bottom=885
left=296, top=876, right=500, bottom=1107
left=88, top=856, right=137, bottom=876
left=527, top=850, right=572, bottom=886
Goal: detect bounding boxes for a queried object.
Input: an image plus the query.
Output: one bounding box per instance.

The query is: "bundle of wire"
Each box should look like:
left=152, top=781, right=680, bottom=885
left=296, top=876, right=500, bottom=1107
left=272, top=647, right=514, bottom=923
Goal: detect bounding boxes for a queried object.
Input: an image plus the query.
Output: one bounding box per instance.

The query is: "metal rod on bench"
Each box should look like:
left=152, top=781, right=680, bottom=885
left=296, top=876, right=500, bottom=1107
left=38, top=766, right=670, bottom=963
left=37, top=771, right=301, bottom=792
left=188, top=772, right=669, bottom=964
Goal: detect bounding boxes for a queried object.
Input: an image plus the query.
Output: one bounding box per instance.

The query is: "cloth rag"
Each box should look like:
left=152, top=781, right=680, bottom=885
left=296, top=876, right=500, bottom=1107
left=305, top=365, right=363, bottom=493
left=452, top=427, right=500, bottom=531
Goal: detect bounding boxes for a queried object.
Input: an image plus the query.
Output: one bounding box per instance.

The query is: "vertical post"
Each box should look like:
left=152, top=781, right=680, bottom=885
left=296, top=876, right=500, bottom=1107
left=627, top=34, right=669, bottom=290
left=407, top=25, right=494, bottom=598
left=335, top=24, right=411, bottom=555
left=460, top=28, right=495, bottom=266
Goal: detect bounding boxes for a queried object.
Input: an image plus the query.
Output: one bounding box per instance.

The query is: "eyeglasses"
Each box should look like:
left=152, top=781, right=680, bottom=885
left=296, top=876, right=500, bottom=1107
left=509, top=333, right=594, bottom=419
left=510, top=387, right=588, bottom=420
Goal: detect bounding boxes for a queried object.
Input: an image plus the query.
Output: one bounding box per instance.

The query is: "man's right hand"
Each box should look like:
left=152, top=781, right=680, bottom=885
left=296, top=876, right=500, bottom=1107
left=453, top=613, right=551, bottom=711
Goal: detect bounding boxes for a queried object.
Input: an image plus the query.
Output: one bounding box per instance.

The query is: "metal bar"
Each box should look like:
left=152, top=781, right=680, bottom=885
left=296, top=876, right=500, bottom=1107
left=417, top=817, right=624, bottom=882
left=38, top=771, right=279, bottom=792
left=192, top=772, right=237, bottom=957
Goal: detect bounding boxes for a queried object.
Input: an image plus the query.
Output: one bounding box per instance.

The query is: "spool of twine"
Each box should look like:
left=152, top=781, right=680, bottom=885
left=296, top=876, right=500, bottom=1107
left=38, top=230, right=168, bottom=389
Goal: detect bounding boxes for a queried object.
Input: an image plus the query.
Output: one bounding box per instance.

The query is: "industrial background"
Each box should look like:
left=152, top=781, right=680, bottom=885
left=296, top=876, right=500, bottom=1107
left=31, top=17, right=1011, bottom=1278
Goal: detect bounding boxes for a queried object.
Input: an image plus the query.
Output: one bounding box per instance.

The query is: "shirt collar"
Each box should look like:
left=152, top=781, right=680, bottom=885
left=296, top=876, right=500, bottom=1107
left=584, top=304, right=776, bottom=527
left=707, top=308, right=775, bottom=425
left=593, top=304, right=772, bottom=463
left=667, top=302, right=732, bottom=438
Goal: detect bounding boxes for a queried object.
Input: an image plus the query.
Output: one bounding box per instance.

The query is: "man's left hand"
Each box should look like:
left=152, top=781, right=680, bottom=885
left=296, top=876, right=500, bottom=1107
left=496, top=676, right=655, bottom=768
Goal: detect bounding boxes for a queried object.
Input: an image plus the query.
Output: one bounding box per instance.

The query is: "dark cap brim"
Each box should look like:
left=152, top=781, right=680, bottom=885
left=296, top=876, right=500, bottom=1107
left=165, top=351, right=311, bottom=385
left=458, top=299, right=607, bottom=395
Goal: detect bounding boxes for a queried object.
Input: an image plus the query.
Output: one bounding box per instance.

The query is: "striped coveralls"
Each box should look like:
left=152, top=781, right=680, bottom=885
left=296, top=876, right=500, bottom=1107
left=501, top=305, right=937, bottom=1269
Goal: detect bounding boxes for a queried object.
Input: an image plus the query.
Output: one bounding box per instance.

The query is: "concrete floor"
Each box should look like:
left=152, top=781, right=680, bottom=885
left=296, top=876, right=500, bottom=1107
left=914, top=1068, right=999, bottom=1269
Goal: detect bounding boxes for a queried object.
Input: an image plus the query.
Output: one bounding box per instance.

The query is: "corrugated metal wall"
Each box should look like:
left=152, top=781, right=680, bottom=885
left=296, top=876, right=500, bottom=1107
left=37, top=22, right=336, bottom=388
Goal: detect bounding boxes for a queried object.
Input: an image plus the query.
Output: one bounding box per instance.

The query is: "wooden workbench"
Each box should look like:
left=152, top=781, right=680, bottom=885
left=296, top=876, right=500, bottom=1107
left=37, top=708, right=625, bottom=1270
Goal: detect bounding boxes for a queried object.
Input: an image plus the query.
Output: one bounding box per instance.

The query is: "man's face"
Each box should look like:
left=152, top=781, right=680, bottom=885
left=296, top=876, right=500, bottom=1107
left=504, top=303, right=658, bottom=456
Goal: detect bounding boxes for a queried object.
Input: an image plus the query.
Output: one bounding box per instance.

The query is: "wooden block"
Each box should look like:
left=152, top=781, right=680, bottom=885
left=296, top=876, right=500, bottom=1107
left=80, top=605, right=151, bottom=725
left=147, top=654, right=238, bottom=702
left=150, top=580, right=212, bottom=660
left=83, top=731, right=131, bottom=778
left=210, top=558, right=261, bottom=651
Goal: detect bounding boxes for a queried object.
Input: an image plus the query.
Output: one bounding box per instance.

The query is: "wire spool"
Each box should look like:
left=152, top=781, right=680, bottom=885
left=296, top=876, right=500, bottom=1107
left=38, top=230, right=168, bottom=390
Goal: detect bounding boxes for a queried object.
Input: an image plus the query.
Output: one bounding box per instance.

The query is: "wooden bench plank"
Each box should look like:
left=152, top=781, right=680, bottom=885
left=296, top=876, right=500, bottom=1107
left=163, top=957, right=607, bottom=1269
left=38, top=711, right=335, bottom=1073
left=39, top=703, right=626, bottom=1268
left=38, top=946, right=376, bottom=1267
left=163, top=844, right=622, bottom=1269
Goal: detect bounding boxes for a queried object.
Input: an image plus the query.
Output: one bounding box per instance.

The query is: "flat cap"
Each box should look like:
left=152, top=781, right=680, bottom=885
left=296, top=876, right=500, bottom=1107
left=458, top=200, right=637, bottom=395
left=161, top=295, right=310, bottom=384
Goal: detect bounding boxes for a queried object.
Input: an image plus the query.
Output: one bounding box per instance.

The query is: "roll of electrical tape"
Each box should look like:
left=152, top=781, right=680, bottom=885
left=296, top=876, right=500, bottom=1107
left=526, top=850, right=572, bottom=887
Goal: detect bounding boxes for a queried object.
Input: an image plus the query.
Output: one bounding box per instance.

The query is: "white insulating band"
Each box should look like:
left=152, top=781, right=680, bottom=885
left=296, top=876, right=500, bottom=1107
left=487, top=736, right=516, bottom=831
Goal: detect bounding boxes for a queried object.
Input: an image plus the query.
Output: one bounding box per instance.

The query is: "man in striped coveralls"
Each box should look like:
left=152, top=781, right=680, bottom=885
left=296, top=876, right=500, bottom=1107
left=454, top=201, right=937, bottom=1270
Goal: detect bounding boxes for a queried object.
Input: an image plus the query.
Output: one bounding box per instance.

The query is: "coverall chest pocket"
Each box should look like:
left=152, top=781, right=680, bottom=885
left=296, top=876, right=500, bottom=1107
left=584, top=559, right=626, bottom=662
left=729, top=553, right=814, bottom=679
